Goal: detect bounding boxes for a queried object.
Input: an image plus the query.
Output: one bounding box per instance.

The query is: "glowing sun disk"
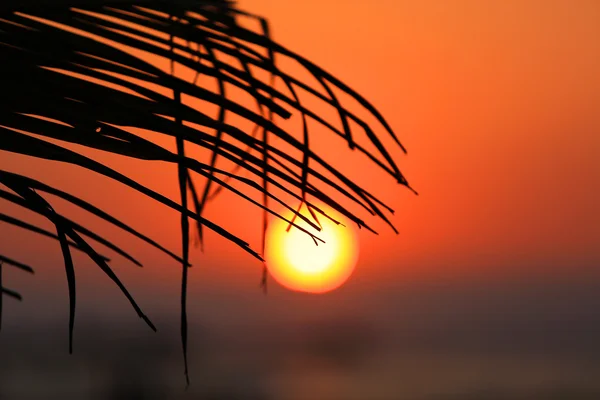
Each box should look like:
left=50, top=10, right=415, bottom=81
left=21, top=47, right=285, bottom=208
left=265, top=207, right=359, bottom=293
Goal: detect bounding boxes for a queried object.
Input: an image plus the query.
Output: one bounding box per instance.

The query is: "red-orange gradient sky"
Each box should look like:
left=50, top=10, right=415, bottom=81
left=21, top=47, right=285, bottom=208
left=236, top=0, right=600, bottom=283
left=3, top=3, right=600, bottom=398
left=1, top=0, right=599, bottom=314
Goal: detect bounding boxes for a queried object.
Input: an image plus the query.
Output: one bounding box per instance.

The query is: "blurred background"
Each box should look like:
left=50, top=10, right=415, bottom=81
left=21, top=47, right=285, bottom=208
left=1, top=0, right=600, bottom=398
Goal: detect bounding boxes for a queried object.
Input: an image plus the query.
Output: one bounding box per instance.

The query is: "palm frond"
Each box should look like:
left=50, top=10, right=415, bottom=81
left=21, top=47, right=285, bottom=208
left=0, top=0, right=412, bottom=382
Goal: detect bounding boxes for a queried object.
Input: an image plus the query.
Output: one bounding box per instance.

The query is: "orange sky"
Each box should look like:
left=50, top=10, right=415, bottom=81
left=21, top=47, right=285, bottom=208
left=234, top=0, right=600, bottom=282
left=3, top=4, right=600, bottom=398
left=1, top=0, right=600, bottom=315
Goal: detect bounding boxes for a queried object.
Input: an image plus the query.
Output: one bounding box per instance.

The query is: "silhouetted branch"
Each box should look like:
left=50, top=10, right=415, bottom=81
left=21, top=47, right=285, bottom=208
left=0, top=0, right=412, bottom=384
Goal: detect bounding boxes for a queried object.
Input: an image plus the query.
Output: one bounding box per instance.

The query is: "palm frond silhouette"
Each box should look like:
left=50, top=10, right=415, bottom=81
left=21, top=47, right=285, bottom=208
left=0, top=0, right=413, bottom=383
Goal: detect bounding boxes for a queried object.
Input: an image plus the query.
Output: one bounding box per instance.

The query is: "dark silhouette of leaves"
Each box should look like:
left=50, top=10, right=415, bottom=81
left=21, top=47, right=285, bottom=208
left=0, top=0, right=413, bottom=384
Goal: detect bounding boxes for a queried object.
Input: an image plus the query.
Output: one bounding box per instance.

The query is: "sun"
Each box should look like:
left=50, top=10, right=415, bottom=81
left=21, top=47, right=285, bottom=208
left=264, top=205, right=359, bottom=293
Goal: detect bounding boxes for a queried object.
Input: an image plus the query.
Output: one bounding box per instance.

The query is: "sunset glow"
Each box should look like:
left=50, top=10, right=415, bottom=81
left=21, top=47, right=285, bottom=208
left=265, top=207, right=359, bottom=293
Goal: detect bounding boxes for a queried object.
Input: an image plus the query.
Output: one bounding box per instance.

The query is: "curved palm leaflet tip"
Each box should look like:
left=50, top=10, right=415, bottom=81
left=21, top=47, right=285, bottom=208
left=0, top=0, right=415, bottom=384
